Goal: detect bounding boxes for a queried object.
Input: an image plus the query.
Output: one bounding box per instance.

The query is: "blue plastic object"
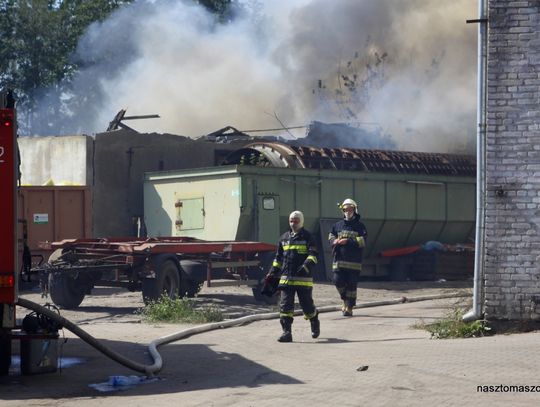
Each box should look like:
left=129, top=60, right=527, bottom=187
left=422, top=241, right=445, bottom=252
left=108, top=375, right=142, bottom=386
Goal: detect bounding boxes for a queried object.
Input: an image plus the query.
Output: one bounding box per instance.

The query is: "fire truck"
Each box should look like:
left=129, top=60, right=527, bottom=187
left=0, top=90, right=17, bottom=375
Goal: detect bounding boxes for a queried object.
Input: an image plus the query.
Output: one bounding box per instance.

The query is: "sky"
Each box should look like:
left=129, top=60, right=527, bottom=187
left=36, top=0, right=479, bottom=153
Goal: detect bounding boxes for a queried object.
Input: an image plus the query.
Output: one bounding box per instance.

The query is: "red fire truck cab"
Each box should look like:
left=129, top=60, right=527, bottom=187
left=0, top=92, right=18, bottom=375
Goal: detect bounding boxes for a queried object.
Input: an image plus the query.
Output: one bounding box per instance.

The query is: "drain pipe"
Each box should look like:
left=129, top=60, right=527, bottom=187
left=464, top=0, right=487, bottom=322
left=17, top=292, right=470, bottom=375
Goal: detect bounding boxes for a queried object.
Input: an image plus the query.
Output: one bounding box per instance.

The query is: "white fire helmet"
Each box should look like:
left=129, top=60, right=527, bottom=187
left=341, top=198, right=357, bottom=211
left=341, top=198, right=357, bottom=220
left=289, top=210, right=304, bottom=232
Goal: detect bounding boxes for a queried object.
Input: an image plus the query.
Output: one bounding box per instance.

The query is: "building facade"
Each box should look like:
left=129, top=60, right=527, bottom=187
left=485, top=0, right=540, bottom=321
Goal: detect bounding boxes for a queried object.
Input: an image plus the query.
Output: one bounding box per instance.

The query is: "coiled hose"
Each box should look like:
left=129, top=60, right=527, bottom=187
left=17, top=292, right=469, bottom=376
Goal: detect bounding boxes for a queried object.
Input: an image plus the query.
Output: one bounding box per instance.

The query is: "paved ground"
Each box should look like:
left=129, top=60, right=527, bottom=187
left=2, top=281, right=540, bottom=406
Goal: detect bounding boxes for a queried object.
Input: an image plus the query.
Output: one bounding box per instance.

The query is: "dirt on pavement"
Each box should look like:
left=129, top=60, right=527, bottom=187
left=16, top=279, right=473, bottom=324
left=1, top=279, right=473, bottom=406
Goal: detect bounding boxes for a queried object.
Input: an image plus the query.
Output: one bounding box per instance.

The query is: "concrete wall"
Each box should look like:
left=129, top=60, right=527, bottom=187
left=18, top=135, right=93, bottom=186
left=485, top=0, right=540, bottom=321
left=91, top=129, right=245, bottom=237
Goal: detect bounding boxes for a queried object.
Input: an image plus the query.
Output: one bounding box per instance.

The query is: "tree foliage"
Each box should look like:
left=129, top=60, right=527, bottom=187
left=0, top=0, right=132, bottom=132
left=0, top=0, right=244, bottom=134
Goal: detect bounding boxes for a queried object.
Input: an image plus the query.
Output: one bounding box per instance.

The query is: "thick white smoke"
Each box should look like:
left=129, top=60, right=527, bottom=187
left=45, top=0, right=478, bottom=153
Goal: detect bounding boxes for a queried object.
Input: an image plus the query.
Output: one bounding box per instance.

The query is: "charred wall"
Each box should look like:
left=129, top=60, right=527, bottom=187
left=92, top=129, right=247, bottom=236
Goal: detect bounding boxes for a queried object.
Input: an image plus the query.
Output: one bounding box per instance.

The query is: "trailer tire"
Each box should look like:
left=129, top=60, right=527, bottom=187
left=142, top=259, right=180, bottom=304
left=0, top=328, right=11, bottom=375
left=178, top=260, right=205, bottom=298
left=48, top=272, right=86, bottom=309
left=255, top=252, right=275, bottom=278
left=180, top=279, right=202, bottom=298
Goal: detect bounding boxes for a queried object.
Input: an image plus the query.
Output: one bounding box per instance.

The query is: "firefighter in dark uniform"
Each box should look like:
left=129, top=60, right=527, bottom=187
left=267, top=210, right=320, bottom=342
left=329, top=198, right=368, bottom=317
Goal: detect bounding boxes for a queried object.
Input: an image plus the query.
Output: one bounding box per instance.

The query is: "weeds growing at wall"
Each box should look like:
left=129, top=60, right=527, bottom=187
left=141, top=295, right=223, bottom=324
left=416, top=307, right=492, bottom=339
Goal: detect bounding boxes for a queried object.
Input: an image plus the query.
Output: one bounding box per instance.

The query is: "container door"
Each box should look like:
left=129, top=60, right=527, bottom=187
left=175, top=197, right=205, bottom=233
left=257, top=195, right=280, bottom=244
left=25, top=190, right=55, bottom=250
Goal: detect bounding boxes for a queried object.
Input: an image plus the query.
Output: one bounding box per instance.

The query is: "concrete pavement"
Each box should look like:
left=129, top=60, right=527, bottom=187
left=2, top=296, right=540, bottom=406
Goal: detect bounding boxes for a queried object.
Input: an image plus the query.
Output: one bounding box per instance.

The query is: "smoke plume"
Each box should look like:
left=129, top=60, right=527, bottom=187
left=32, top=0, right=477, bottom=153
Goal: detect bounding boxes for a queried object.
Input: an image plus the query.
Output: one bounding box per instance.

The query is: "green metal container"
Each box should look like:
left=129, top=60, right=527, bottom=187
left=144, top=165, right=475, bottom=279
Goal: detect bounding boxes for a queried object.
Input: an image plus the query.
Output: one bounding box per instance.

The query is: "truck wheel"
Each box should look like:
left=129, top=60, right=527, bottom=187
left=142, top=259, right=180, bottom=304
left=48, top=272, right=86, bottom=309
left=0, top=328, right=11, bottom=376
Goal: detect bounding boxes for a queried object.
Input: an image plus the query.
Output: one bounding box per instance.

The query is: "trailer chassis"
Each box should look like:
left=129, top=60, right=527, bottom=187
left=35, top=236, right=277, bottom=309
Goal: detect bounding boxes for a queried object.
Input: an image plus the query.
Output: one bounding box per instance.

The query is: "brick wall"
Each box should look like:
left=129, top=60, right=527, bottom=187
left=485, top=0, right=540, bottom=320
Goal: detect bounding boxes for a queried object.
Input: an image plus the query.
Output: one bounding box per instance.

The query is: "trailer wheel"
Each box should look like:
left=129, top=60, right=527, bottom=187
left=179, top=279, right=202, bottom=298
left=142, top=259, right=180, bottom=304
left=0, top=328, right=11, bottom=376
left=254, top=252, right=275, bottom=278
left=48, top=272, right=86, bottom=309
left=178, top=260, right=205, bottom=298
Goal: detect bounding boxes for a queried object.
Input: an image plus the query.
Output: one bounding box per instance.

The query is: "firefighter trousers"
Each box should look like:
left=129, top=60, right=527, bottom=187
left=279, top=286, right=317, bottom=320
left=333, top=268, right=359, bottom=308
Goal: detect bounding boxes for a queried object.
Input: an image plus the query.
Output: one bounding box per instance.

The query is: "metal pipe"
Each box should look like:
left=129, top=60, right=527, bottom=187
left=464, top=0, right=487, bottom=322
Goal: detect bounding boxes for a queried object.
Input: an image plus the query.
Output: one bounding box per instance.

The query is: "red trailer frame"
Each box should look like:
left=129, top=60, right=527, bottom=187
left=48, top=236, right=275, bottom=256
left=39, top=237, right=277, bottom=309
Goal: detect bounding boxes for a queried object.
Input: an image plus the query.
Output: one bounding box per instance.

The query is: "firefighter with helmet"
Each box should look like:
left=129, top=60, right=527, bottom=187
left=329, top=198, right=368, bottom=316
left=266, top=210, right=320, bottom=342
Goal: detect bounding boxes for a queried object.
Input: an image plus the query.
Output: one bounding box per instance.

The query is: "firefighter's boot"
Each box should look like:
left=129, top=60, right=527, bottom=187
left=278, top=317, right=293, bottom=343
left=343, top=306, right=353, bottom=317
left=310, top=313, right=320, bottom=339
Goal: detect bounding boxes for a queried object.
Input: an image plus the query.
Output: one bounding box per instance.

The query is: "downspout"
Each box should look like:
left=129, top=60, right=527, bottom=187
left=463, top=0, right=487, bottom=322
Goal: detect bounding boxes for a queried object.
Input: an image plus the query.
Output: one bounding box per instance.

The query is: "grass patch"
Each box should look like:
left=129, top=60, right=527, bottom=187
left=141, top=295, right=223, bottom=324
left=417, top=307, right=492, bottom=339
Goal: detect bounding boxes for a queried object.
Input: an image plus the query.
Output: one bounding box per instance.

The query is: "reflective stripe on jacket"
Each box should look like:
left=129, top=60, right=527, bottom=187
left=329, top=213, right=367, bottom=272
left=272, top=228, right=318, bottom=288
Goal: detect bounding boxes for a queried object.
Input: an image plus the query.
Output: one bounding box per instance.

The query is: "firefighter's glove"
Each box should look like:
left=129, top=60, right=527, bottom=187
left=261, top=274, right=279, bottom=297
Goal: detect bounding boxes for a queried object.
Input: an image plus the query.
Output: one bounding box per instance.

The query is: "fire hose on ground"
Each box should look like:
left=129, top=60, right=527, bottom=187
left=16, top=292, right=470, bottom=376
